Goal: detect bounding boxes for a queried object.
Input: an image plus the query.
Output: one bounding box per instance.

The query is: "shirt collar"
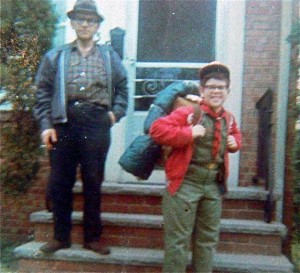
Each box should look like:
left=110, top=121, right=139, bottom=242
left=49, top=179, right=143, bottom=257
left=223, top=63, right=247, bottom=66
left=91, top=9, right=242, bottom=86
left=70, top=40, right=97, bottom=56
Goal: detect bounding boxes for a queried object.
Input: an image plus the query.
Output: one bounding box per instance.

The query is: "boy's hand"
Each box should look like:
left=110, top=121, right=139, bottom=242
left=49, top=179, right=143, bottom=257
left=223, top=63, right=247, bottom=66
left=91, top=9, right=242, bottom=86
left=185, top=94, right=202, bottom=103
left=227, top=135, right=237, bottom=149
left=192, top=124, right=206, bottom=139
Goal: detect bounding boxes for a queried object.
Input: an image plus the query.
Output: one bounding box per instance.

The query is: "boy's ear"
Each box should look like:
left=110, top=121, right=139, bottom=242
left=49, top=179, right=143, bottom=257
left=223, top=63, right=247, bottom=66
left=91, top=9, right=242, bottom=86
left=199, top=86, right=204, bottom=96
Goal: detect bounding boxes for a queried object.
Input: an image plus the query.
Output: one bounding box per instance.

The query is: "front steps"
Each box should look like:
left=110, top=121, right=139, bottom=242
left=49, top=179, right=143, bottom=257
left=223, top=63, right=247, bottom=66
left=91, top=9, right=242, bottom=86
left=14, top=182, right=294, bottom=272
left=31, top=211, right=285, bottom=255
left=15, top=242, right=293, bottom=273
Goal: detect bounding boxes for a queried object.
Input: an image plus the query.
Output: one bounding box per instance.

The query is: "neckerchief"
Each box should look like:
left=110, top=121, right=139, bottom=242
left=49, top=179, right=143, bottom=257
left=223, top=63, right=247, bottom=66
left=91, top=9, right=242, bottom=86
left=201, top=101, right=227, bottom=160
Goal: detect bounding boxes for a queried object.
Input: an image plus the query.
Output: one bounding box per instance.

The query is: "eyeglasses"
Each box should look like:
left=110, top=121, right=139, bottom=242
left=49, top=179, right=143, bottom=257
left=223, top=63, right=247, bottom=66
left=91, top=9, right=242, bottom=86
left=204, top=85, right=228, bottom=91
left=72, top=18, right=99, bottom=26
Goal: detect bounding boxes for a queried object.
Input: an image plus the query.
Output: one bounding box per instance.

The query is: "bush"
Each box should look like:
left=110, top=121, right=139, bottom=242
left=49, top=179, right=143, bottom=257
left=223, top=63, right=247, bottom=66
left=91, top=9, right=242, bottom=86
left=0, top=239, right=18, bottom=271
left=289, top=20, right=300, bottom=244
left=0, top=0, right=57, bottom=194
left=294, top=130, right=300, bottom=243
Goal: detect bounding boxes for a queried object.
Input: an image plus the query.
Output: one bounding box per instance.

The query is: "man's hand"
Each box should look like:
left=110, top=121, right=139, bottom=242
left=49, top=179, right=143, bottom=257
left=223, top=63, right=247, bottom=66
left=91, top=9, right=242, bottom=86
left=227, top=135, right=237, bottom=149
left=41, top=129, right=57, bottom=150
left=192, top=124, right=206, bottom=139
left=108, top=111, right=116, bottom=126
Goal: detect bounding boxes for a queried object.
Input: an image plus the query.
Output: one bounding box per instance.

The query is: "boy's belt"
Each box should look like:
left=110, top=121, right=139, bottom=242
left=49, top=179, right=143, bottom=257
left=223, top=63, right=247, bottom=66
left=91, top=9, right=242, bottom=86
left=201, top=163, right=219, bottom=170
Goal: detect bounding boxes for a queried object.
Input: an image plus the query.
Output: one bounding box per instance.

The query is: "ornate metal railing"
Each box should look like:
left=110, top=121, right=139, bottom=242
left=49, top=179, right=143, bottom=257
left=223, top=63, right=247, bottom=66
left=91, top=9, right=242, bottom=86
left=255, top=88, right=274, bottom=223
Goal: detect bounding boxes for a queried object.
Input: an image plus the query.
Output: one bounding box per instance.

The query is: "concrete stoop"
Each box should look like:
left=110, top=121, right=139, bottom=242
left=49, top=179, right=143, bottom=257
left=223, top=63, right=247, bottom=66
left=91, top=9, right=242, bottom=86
left=14, top=184, right=293, bottom=272
left=85, top=182, right=278, bottom=201
left=30, top=210, right=287, bottom=235
left=14, top=241, right=294, bottom=273
left=30, top=210, right=287, bottom=255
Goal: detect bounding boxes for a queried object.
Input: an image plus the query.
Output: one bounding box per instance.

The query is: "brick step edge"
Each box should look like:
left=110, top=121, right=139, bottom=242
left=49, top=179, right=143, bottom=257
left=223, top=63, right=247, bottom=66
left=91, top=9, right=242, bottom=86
left=74, top=182, right=282, bottom=201
left=30, top=211, right=287, bottom=237
left=14, top=241, right=294, bottom=273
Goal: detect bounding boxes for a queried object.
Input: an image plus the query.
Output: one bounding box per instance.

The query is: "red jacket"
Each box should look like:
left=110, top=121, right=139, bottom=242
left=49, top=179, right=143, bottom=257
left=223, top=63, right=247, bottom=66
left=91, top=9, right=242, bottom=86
left=150, top=104, right=242, bottom=195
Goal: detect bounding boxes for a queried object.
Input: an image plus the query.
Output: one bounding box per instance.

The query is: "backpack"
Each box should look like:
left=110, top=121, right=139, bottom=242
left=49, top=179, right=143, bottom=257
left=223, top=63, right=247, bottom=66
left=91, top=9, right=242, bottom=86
left=118, top=81, right=201, bottom=180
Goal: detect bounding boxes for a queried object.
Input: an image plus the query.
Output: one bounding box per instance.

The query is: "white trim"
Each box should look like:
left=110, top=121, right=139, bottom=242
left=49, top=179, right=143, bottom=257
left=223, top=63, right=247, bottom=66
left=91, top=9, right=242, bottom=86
left=275, top=0, right=292, bottom=222
left=122, top=0, right=139, bottom=124
left=112, top=0, right=140, bottom=182
left=136, top=62, right=207, bottom=69
left=215, top=0, right=227, bottom=62
left=215, top=0, right=246, bottom=187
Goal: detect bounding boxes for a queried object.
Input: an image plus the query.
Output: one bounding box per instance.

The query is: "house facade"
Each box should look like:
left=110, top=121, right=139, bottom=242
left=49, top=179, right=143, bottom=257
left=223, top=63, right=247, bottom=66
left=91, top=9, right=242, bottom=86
left=53, top=0, right=293, bottom=219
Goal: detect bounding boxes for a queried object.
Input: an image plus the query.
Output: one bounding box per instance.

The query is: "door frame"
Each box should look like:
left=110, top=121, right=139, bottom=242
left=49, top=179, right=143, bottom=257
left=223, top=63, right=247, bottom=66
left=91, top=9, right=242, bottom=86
left=120, top=0, right=246, bottom=186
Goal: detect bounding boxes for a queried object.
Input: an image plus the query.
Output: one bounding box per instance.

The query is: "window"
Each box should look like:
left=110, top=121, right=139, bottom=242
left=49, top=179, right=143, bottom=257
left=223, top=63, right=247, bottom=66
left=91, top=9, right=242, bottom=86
left=137, top=0, right=217, bottom=63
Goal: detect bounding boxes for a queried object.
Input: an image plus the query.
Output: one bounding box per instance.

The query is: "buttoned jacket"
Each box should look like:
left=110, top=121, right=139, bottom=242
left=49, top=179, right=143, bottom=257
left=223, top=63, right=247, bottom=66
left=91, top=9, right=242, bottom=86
left=150, top=104, right=242, bottom=195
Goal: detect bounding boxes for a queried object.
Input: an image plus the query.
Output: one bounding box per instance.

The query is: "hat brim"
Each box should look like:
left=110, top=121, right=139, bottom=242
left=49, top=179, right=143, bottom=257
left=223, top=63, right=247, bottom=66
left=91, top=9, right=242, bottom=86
left=67, top=10, right=104, bottom=22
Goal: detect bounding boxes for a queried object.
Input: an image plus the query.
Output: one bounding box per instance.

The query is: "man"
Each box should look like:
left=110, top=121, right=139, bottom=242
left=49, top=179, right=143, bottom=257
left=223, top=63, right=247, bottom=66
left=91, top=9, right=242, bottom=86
left=34, top=0, right=128, bottom=254
left=150, top=62, right=242, bottom=272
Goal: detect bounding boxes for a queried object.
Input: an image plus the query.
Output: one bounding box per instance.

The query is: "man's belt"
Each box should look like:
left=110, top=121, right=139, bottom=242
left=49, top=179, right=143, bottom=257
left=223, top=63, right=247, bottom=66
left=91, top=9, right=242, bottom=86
left=68, top=100, right=107, bottom=110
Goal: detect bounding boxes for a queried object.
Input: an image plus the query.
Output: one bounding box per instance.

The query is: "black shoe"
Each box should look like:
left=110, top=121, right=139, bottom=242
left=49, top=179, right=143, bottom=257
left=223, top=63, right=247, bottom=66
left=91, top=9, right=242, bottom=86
left=40, top=240, right=71, bottom=253
left=83, top=241, right=110, bottom=255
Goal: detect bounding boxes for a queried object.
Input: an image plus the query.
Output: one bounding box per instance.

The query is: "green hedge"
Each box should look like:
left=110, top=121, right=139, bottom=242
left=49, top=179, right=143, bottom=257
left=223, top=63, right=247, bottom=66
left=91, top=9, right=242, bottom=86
left=0, top=0, right=57, bottom=194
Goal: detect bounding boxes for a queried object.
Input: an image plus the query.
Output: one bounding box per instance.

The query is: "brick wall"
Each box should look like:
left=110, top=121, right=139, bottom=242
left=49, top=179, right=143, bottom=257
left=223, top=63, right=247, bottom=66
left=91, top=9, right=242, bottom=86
left=0, top=112, right=48, bottom=242
left=239, top=0, right=282, bottom=186
left=0, top=165, right=48, bottom=242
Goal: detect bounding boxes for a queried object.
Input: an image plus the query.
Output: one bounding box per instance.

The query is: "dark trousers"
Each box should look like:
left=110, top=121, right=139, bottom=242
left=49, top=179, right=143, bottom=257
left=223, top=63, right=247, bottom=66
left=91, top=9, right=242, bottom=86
left=48, top=104, right=111, bottom=243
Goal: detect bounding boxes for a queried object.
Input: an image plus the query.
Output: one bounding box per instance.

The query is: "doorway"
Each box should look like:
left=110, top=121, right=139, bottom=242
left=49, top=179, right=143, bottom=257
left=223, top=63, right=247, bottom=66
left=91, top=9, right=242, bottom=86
left=121, top=0, right=217, bottom=184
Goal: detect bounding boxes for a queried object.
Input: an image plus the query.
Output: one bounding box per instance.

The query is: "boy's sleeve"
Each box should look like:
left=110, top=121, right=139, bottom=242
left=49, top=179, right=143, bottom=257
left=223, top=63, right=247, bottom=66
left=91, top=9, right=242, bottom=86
left=228, top=115, right=242, bottom=153
left=150, top=106, right=194, bottom=147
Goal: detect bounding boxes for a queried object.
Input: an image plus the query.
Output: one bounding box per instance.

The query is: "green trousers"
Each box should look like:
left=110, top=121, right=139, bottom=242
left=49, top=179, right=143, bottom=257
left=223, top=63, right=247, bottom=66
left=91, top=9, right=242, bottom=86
left=162, top=167, right=222, bottom=273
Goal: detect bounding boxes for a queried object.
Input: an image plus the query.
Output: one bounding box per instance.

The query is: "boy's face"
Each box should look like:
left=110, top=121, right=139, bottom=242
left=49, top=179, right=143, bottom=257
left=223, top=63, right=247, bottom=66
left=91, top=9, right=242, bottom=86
left=199, top=78, right=229, bottom=112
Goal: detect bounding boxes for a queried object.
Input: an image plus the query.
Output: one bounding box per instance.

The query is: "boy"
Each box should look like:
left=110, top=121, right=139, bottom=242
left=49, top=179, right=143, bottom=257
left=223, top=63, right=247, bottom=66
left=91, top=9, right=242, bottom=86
left=150, top=62, right=242, bottom=273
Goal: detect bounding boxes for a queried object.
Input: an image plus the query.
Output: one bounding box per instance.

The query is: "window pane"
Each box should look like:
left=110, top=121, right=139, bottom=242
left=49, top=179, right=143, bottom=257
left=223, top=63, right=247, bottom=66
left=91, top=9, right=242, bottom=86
left=137, top=0, right=217, bottom=63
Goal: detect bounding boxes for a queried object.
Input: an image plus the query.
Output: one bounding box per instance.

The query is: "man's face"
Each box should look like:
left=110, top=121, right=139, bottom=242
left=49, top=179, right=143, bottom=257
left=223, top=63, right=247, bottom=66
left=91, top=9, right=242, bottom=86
left=71, top=14, right=100, bottom=41
left=200, top=78, right=229, bottom=112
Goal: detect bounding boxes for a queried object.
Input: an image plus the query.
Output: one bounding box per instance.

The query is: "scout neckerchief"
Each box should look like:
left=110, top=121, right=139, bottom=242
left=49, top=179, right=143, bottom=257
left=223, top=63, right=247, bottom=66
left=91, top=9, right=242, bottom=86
left=201, top=101, right=227, bottom=160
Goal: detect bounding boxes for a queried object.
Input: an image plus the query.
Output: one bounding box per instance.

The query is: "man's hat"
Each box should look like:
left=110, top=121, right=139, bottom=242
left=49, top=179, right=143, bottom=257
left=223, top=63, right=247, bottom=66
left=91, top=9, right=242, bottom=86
left=199, top=61, right=230, bottom=81
left=67, top=0, right=104, bottom=22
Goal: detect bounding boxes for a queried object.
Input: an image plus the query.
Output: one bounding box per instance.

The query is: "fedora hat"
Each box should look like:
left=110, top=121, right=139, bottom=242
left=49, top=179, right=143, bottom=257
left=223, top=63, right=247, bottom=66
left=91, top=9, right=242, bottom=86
left=67, top=0, right=104, bottom=22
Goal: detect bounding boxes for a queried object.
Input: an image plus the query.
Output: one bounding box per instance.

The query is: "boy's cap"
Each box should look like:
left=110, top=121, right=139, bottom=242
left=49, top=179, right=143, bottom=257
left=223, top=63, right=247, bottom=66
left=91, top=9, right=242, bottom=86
left=67, top=0, right=104, bottom=22
left=199, top=61, right=230, bottom=81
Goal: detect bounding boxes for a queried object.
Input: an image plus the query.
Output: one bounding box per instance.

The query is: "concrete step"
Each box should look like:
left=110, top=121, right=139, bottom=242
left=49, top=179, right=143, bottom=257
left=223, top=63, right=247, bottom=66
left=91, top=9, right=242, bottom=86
left=72, top=182, right=279, bottom=220
left=30, top=210, right=286, bottom=255
left=14, top=241, right=294, bottom=273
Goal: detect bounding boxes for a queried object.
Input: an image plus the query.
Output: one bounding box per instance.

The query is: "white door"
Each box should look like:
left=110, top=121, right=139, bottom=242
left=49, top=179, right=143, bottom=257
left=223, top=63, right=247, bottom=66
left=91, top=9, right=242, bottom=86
left=121, top=0, right=220, bottom=184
